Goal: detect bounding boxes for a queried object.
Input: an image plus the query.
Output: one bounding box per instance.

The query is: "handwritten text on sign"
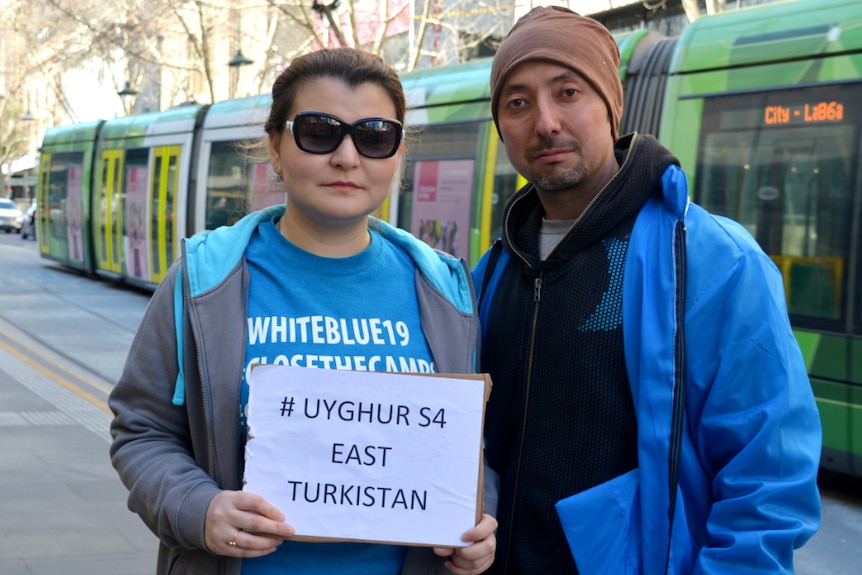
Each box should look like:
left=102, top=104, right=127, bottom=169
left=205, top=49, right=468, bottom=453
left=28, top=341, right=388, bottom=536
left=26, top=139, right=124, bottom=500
left=244, top=364, right=488, bottom=547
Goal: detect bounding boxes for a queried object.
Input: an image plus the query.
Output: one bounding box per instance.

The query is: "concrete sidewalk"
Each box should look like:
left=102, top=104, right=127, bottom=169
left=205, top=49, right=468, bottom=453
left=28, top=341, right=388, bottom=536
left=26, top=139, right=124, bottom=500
left=0, top=335, right=157, bottom=575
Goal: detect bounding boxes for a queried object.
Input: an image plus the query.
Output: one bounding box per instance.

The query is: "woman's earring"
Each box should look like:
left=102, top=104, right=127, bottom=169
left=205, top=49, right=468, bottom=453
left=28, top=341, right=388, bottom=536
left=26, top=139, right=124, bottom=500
left=273, top=167, right=283, bottom=182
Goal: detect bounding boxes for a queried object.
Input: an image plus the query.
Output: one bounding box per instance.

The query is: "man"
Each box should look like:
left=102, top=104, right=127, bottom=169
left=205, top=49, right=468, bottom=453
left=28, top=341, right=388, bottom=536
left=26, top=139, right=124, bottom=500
left=473, top=6, right=821, bottom=574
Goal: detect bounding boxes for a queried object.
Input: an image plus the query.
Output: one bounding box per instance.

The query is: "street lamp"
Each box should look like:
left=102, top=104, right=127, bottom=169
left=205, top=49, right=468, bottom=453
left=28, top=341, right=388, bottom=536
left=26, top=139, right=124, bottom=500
left=228, top=50, right=254, bottom=99
left=118, top=82, right=138, bottom=97
left=118, top=82, right=138, bottom=115
left=229, top=50, right=254, bottom=68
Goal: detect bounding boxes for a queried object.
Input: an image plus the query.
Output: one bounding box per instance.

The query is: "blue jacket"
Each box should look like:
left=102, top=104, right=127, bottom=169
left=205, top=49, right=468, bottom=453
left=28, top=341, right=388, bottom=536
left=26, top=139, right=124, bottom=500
left=473, top=140, right=821, bottom=573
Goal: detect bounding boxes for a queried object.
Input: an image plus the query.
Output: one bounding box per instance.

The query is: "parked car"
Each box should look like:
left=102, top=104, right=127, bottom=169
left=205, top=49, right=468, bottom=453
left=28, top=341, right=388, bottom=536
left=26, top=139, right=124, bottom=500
left=0, top=199, right=23, bottom=233
left=21, top=203, right=37, bottom=240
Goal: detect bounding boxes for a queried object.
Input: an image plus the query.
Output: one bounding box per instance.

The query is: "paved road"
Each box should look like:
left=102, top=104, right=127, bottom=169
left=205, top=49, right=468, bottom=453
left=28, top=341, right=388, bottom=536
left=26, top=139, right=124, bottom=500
left=0, top=232, right=859, bottom=573
left=0, top=233, right=156, bottom=574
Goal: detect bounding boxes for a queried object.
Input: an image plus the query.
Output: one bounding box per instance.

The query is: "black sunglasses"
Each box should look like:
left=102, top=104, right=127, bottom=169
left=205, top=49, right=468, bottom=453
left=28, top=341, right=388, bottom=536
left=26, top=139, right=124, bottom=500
left=285, top=112, right=403, bottom=159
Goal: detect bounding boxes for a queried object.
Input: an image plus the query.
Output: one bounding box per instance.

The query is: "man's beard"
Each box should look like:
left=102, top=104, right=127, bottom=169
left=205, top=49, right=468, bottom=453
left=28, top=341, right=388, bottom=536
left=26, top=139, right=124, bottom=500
left=523, top=136, right=587, bottom=194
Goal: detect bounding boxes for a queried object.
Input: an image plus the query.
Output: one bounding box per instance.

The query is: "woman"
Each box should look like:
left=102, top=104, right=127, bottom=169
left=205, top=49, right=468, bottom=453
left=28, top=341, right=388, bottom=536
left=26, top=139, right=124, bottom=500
left=109, top=47, right=496, bottom=575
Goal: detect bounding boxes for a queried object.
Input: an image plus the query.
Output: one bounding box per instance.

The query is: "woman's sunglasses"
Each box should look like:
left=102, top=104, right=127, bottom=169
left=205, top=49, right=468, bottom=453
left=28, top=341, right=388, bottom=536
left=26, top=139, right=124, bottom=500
left=285, top=112, right=403, bottom=159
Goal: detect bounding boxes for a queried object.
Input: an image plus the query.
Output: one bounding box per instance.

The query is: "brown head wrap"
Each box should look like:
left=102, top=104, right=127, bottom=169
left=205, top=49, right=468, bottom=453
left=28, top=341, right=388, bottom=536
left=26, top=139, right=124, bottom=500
left=490, top=6, right=623, bottom=142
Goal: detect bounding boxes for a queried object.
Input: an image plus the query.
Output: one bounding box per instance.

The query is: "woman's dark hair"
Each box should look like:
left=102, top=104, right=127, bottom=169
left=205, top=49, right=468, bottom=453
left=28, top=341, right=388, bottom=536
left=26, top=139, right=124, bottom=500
left=264, top=48, right=406, bottom=136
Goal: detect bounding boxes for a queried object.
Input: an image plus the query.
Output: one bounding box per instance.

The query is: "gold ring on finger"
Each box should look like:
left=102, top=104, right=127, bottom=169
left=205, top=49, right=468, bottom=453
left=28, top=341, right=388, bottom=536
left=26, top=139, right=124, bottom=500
left=228, top=529, right=240, bottom=547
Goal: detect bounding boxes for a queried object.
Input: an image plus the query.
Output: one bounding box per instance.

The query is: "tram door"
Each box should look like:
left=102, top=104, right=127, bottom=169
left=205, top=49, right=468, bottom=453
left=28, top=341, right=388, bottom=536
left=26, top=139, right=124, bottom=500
left=97, top=150, right=124, bottom=275
left=149, top=146, right=180, bottom=284
left=37, top=154, right=51, bottom=256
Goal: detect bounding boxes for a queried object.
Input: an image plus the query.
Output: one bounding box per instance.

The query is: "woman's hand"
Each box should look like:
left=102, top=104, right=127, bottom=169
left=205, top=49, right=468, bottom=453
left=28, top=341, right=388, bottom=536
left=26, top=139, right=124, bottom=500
left=204, top=490, right=295, bottom=557
left=433, top=513, right=498, bottom=574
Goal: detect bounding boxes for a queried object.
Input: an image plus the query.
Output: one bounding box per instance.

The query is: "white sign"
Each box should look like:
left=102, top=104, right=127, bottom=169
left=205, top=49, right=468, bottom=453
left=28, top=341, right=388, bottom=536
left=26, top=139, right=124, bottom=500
left=244, top=364, right=489, bottom=547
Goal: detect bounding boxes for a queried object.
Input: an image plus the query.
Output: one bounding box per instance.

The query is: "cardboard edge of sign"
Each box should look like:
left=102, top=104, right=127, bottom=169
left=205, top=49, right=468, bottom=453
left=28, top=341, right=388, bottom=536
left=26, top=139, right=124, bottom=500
left=249, top=369, right=493, bottom=548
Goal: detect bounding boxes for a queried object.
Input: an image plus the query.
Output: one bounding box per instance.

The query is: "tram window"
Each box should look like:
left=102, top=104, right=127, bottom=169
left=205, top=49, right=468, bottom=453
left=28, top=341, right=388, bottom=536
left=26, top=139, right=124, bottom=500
left=45, top=151, right=84, bottom=252
left=124, top=149, right=149, bottom=280
left=165, top=154, right=177, bottom=256
left=206, top=141, right=248, bottom=229
left=399, top=122, right=481, bottom=261
left=111, top=155, right=124, bottom=267
left=151, top=155, right=163, bottom=274
left=695, top=83, right=860, bottom=325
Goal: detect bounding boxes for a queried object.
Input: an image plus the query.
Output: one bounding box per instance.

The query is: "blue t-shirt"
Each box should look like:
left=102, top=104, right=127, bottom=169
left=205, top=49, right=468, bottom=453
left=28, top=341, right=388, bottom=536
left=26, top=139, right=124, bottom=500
left=241, top=219, right=434, bottom=574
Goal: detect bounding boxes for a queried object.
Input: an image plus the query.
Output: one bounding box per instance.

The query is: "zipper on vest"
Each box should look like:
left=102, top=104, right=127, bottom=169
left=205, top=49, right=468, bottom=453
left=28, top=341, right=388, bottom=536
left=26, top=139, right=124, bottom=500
left=502, top=271, right=543, bottom=573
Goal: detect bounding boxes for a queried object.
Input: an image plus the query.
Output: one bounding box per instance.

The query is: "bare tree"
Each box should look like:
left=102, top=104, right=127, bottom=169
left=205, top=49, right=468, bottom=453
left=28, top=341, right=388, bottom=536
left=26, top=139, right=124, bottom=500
left=17, top=0, right=513, bottom=130
left=38, top=0, right=154, bottom=111
left=37, top=0, right=230, bottom=110
left=408, top=0, right=509, bottom=70
left=264, top=0, right=510, bottom=72
left=0, top=0, right=86, bottom=194
left=0, top=92, right=30, bottom=197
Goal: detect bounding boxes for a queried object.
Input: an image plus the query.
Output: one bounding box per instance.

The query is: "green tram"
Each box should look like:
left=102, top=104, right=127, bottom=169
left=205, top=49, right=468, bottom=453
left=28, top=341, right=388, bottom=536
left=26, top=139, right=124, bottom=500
left=36, top=0, right=862, bottom=476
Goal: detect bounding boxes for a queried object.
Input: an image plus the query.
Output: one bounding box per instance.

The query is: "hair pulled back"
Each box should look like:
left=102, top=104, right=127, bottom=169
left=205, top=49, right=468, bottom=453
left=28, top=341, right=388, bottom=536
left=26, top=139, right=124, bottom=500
left=264, top=48, right=406, bottom=136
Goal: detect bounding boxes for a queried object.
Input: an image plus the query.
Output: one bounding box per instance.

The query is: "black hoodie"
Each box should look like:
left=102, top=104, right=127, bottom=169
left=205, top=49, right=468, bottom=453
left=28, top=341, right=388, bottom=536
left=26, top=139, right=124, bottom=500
left=482, top=133, right=680, bottom=574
